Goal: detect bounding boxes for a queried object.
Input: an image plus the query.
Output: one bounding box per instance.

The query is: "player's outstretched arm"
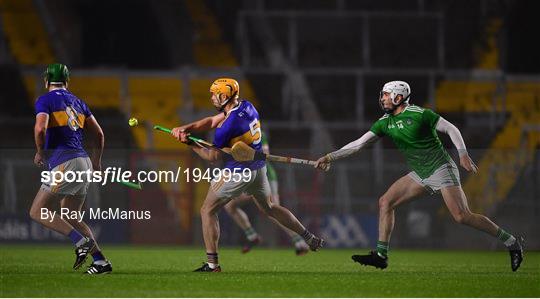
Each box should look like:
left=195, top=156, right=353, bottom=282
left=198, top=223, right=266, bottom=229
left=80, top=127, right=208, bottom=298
left=33, top=113, right=49, bottom=167
left=314, top=131, right=379, bottom=170
left=171, top=113, right=226, bottom=142
left=85, top=116, right=105, bottom=171
left=435, top=117, right=478, bottom=173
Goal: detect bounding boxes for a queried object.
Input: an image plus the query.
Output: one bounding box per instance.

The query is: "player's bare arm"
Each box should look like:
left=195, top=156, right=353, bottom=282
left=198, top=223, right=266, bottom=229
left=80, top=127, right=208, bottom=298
left=85, top=115, right=105, bottom=171
left=171, top=113, right=225, bottom=142
left=435, top=117, right=478, bottom=173
left=34, top=113, right=49, bottom=167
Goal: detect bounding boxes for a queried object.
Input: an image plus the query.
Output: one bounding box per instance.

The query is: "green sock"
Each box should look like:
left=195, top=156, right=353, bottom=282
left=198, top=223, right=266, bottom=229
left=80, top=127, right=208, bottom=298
left=376, top=241, right=389, bottom=258
left=244, top=227, right=258, bottom=241
left=496, top=228, right=516, bottom=247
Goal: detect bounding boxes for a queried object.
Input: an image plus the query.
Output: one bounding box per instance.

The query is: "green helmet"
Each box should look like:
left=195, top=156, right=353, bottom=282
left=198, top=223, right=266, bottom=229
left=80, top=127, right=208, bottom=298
left=44, top=63, right=69, bottom=85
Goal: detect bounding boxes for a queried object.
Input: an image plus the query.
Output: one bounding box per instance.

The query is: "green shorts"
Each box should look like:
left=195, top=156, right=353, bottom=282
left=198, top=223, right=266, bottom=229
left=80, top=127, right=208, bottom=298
left=265, top=163, right=279, bottom=195
left=266, top=162, right=277, bottom=182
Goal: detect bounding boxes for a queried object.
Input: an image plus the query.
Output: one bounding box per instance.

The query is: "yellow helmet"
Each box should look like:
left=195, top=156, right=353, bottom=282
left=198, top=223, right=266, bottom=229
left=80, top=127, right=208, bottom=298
left=210, top=78, right=240, bottom=100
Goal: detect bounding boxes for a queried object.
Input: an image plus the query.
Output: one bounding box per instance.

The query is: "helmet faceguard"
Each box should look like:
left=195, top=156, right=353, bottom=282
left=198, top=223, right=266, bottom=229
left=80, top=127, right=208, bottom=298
left=209, top=78, right=240, bottom=112
left=379, top=81, right=411, bottom=113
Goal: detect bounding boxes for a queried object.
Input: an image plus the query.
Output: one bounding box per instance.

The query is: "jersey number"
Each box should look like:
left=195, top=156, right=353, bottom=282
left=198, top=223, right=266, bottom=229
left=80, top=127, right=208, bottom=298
left=249, top=119, right=262, bottom=145
left=66, top=106, right=81, bottom=131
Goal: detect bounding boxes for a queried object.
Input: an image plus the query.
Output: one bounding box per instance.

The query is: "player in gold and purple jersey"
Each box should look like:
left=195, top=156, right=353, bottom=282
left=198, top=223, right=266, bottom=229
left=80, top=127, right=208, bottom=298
left=224, top=132, right=310, bottom=256
left=316, top=81, right=524, bottom=272
left=172, top=78, right=323, bottom=272
left=30, top=63, right=111, bottom=274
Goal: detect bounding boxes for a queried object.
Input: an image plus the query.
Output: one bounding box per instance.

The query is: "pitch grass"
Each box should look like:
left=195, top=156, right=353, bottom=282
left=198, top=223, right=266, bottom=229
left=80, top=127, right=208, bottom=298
left=1, top=245, right=538, bottom=297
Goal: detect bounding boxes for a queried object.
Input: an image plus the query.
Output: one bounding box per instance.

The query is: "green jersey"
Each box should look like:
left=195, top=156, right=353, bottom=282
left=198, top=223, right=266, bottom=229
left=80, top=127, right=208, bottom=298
left=370, top=105, right=451, bottom=179
left=261, top=133, right=277, bottom=181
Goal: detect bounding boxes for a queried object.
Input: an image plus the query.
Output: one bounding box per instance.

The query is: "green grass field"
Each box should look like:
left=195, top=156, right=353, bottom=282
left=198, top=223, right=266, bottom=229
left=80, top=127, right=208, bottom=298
left=1, top=245, right=538, bottom=297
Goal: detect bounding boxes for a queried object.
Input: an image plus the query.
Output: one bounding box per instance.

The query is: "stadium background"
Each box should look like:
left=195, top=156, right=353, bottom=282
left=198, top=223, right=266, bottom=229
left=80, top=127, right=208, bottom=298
left=0, top=0, right=538, bottom=252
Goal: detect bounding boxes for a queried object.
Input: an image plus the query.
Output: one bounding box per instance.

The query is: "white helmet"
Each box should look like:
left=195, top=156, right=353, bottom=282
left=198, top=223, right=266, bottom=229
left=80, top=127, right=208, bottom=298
left=380, top=81, right=411, bottom=106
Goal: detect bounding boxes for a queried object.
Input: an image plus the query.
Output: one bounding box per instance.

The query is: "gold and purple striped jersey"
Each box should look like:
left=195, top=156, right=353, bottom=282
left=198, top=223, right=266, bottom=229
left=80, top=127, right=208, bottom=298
left=214, top=100, right=265, bottom=170
left=34, top=89, right=92, bottom=170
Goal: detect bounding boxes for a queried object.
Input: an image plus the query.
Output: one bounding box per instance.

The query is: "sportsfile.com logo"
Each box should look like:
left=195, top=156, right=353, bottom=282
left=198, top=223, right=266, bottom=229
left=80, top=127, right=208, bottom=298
left=40, top=166, right=253, bottom=186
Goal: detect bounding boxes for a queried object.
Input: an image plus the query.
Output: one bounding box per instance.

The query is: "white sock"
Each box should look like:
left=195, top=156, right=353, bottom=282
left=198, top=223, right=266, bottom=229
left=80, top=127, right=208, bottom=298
left=295, top=240, right=308, bottom=249
left=94, top=260, right=108, bottom=266
left=247, top=234, right=259, bottom=241
left=504, top=235, right=517, bottom=247
left=75, top=237, right=88, bottom=247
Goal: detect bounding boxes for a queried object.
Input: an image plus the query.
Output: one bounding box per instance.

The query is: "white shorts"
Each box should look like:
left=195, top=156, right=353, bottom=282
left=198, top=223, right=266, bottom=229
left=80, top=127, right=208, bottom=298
left=210, top=166, right=271, bottom=203
left=41, top=157, right=92, bottom=196
left=408, top=161, right=460, bottom=195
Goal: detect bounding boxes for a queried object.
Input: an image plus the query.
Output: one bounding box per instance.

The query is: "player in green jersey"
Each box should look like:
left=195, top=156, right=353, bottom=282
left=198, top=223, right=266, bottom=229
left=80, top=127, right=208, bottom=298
left=315, top=81, right=524, bottom=271
left=224, top=133, right=310, bottom=255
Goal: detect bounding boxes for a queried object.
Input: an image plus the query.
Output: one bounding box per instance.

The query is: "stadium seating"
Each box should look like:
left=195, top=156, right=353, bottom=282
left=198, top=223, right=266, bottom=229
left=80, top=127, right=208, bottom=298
left=433, top=13, right=540, bottom=213
left=129, top=77, right=184, bottom=150
left=0, top=65, right=30, bottom=119
left=71, top=0, right=173, bottom=68
left=463, top=83, right=540, bottom=212
left=0, top=0, right=54, bottom=65
left=184, top=0, right=236, bottom=67
left=436, top=81, right=499, bottom=113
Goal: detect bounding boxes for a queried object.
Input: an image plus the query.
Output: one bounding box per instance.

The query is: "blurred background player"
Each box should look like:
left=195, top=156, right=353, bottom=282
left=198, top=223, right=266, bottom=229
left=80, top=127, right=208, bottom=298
left=29, top=63, right=112, bottom=275
left=224, top=132, right=310, bottom=255
left=171, top=78, right=324, bottom=272
left=315, top=81, right=524, bottom=272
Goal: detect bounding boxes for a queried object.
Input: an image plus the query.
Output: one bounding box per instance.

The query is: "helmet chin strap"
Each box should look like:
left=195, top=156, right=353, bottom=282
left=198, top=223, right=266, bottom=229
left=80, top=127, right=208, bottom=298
left=217, top=98, right=230, bottom=113
left=216, top=92, right=239, bottom=113
left=381, top=96, right=406, bottom=114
